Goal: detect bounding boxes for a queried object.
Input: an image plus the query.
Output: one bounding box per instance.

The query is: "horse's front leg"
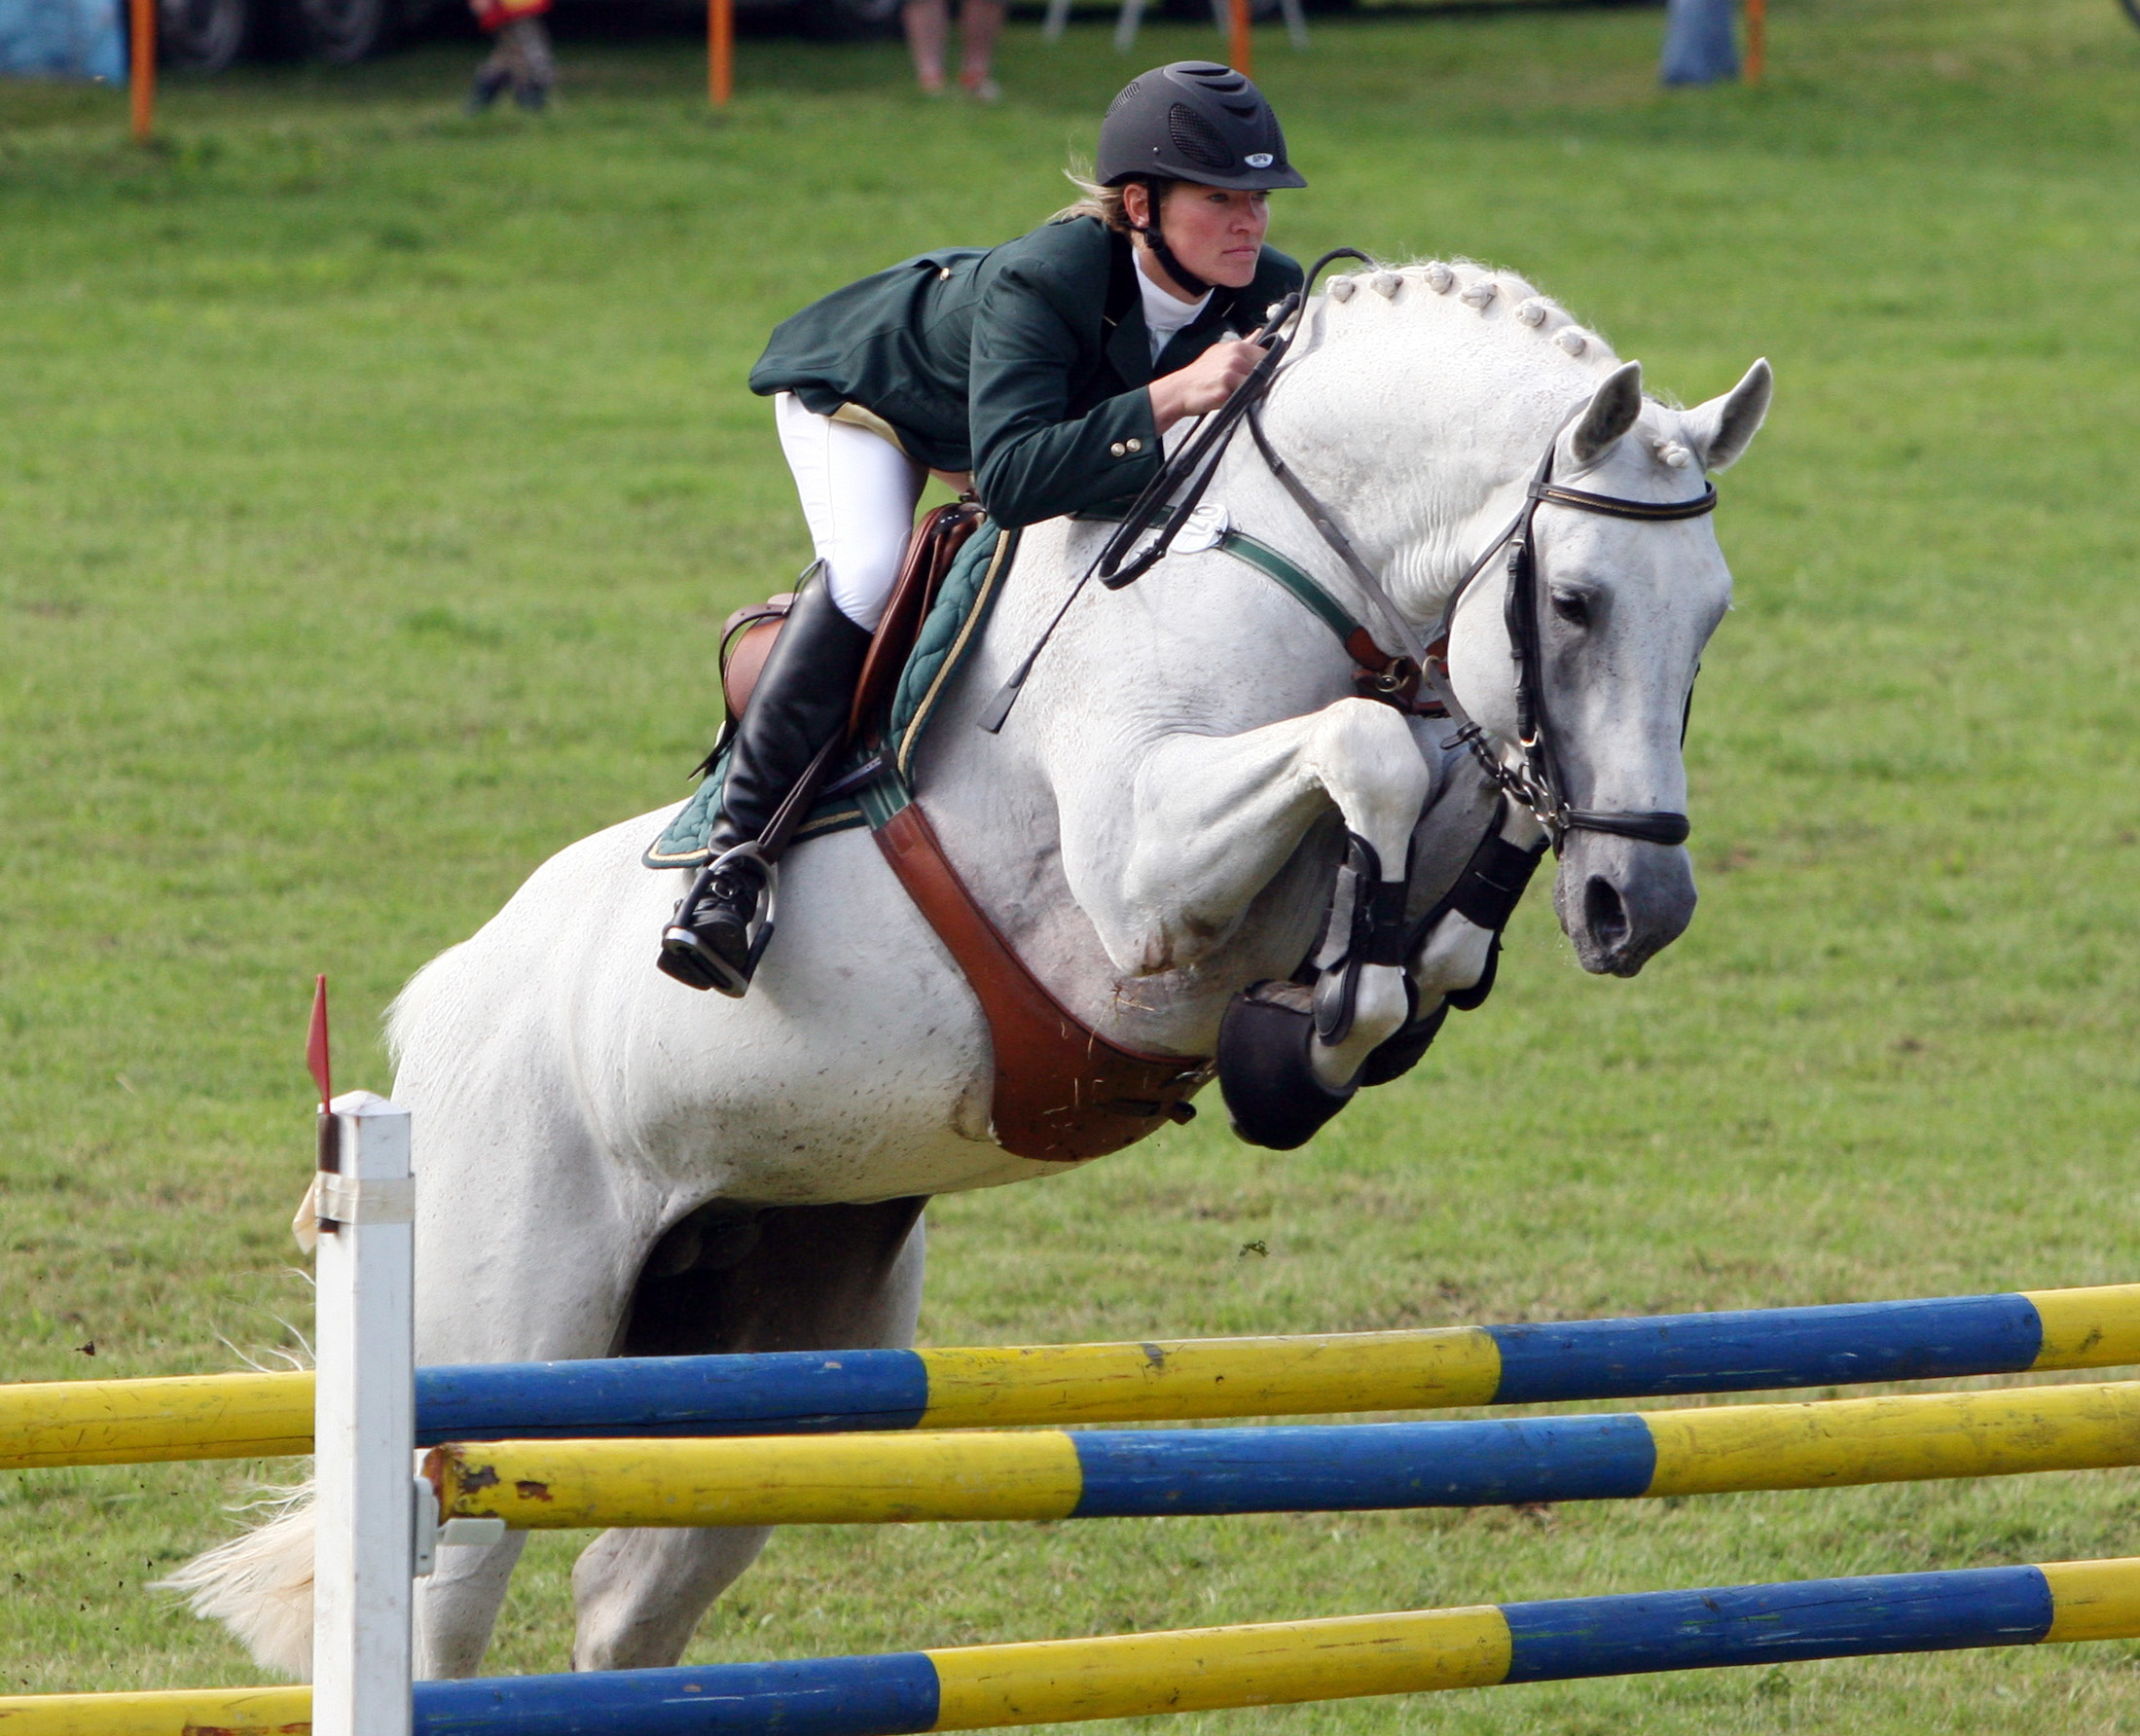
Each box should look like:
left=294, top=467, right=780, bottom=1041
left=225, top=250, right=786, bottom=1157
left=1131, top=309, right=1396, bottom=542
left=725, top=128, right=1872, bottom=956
left=1059, top=696, right=1432, bottom=1083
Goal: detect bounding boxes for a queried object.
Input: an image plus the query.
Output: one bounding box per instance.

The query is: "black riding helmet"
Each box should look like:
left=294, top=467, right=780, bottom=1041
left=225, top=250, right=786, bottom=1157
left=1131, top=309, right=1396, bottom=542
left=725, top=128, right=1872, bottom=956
left=1097, top=61, right=1306, bottom=192
left=1097, top=62, right=1303, bottom=298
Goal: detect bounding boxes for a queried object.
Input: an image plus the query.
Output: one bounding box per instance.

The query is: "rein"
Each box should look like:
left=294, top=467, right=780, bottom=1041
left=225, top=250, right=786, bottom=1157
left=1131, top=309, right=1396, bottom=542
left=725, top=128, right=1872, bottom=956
left=975, top=248, right=1371, bottom=736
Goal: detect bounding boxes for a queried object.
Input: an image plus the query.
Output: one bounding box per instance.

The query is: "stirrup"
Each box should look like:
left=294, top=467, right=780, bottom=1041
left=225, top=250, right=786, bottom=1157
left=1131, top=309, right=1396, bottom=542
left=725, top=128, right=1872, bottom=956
left=658, top=846, right=780, bottom=997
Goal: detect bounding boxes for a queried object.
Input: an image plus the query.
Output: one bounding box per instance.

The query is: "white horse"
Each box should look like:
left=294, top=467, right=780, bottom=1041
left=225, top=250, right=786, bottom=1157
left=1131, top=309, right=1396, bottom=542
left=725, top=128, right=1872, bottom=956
left=174, top=259, right=1769, bottom=1679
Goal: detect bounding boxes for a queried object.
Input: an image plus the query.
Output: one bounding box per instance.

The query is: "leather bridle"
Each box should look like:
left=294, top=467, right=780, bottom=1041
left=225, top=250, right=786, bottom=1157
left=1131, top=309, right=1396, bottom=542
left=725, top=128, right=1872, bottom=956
left=1424, top=429, right=1718, bottom=850
left=1246, top=386, right=1717, bottom=850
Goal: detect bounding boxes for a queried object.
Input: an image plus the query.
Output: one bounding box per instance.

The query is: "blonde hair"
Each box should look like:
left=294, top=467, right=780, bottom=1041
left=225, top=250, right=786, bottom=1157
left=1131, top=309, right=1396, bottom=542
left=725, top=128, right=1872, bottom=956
left=1051, top=163, right=1174, bottom=233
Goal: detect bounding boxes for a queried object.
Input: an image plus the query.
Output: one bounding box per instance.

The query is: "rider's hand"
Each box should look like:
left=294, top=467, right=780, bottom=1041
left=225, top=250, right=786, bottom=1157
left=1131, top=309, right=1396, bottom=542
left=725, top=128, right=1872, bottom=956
left=1147, top=339, right=1264, bottom=436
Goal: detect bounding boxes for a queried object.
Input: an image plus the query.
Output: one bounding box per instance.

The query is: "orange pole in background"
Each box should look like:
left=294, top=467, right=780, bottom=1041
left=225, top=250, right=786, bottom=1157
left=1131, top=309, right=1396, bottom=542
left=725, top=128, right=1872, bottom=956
left=709, top=0, right=732, bottom=106
left=1745, top=0, right=1764, bottom=84
left=1227, top=0, right=1251, bottom=79
left=128, top=0, right=155, bottom=140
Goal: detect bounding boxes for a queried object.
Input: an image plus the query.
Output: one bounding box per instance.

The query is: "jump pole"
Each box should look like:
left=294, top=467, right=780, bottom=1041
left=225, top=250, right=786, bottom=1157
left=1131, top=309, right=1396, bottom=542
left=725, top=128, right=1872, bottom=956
left=1227, top=0, right=1251, bottom=78
left=709, top=0, right=732, bottom=107
left=11, top=1284, right=2140, bottom=1469
left=429, top=1377, right=2140, bottom=1532
left=9, top=1556, right=2140, bottom=1735
left=127, top=0, right=154, bottom=141
left=1745, top=0, right=1765, bottom=84
left=311, top=1091, right=416, bottom=1736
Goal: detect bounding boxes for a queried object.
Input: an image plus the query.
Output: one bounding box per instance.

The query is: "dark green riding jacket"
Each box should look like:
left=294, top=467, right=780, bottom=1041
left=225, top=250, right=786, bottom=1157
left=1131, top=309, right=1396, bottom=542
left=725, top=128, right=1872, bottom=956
left=749, top=215, right=1303, bottom=530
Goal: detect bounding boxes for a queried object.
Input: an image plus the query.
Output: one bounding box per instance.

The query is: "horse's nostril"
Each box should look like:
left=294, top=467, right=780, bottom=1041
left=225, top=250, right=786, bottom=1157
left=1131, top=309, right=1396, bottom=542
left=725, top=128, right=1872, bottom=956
left=1583, top=875, right=1631, bottom=954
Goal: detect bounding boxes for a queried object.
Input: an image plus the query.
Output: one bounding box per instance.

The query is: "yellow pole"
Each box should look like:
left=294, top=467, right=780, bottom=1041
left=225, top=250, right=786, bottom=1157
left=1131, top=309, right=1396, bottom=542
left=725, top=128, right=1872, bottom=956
left=128, top=0, right=155, bottom=141
left=0, top=1371, right=312, bottom=1470
left=709, top=0, right=733, bottom=107
left=0, top=1685, right=311, bottom=1735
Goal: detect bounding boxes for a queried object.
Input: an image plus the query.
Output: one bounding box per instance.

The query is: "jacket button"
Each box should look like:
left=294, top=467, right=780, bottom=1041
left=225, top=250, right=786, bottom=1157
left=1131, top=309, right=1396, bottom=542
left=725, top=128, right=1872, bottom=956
left=1125, top=437, right=1143, bottom=453
left=938, top=268, right=952, bottom=279
left=1109, top=442, right=1127, bottom=457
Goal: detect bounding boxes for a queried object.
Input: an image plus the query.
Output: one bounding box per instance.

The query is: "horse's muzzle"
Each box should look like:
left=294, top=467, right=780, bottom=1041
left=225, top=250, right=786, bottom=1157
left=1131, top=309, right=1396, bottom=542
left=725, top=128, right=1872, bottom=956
left=1553, top=830, right=1697, bottom=977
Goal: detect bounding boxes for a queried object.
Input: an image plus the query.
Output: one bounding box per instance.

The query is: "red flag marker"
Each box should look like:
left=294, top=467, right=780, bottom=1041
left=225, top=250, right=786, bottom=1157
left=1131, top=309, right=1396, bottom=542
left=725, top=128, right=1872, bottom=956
left=308, top=975, right=332, bottom=1112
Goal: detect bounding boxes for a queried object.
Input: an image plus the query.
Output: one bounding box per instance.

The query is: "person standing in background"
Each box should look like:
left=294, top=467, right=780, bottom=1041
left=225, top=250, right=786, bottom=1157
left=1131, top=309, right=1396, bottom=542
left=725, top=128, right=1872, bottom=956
left=467, top=0, right=556, bottom=111
left=901, top=0, right=1001, bottom=99
left=1659, top=0, right=1738, bottom=84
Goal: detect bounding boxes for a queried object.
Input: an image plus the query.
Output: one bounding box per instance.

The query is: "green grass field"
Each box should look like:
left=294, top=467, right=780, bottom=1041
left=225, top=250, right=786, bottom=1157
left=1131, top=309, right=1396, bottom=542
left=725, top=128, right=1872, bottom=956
left=7, top=0, right=2140, bottom=1724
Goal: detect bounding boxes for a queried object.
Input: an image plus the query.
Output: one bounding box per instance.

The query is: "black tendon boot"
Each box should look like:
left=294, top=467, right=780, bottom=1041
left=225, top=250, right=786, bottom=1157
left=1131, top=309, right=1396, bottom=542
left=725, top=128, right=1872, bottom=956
left=659, top=573, right=873, bottom=995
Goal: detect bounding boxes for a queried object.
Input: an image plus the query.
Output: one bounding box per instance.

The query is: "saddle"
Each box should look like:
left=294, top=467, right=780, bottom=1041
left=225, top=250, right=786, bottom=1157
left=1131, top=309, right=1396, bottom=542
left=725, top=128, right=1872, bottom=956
left=718, top=504, right=984, bottom=745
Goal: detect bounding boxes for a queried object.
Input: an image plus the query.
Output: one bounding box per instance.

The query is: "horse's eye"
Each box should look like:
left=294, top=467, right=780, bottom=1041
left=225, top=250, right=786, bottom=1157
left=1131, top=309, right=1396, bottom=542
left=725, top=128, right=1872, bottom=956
left=1550, top=590, right=1590, bottom=628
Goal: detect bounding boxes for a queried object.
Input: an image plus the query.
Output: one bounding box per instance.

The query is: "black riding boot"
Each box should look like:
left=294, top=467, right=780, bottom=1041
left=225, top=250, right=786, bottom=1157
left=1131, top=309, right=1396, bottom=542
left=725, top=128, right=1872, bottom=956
left=658, top=573, right=873, bottom=995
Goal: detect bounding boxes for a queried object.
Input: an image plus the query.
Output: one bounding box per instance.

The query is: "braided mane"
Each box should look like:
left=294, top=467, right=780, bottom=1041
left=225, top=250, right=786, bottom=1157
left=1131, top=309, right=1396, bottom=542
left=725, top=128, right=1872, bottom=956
left=1316, top=262, right=1708, bottom=471
left=1320, top=259, right=1619, bottom=371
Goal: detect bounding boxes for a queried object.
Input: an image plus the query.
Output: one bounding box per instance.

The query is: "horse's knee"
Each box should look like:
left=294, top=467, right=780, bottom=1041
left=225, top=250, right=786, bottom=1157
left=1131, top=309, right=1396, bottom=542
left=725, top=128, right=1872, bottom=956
left=1309, top=696, right=1426, bottom=771
left=571, top=1526, right=774, bottom=1672
left=1305, top=700, right=1433, bottom=861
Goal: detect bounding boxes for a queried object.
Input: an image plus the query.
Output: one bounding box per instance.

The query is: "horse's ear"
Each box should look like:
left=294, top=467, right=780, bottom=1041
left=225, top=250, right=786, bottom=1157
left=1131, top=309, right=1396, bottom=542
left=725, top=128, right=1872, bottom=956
left=1681, top=358, right=1773, bottom=473
left=1569, top=361, right=1645, bottom=465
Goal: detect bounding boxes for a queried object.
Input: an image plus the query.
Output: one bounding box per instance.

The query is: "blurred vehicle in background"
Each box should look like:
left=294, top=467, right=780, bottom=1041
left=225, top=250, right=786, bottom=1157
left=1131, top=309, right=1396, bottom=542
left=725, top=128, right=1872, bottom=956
left=156, top=0, right=907, bottom=72
left=155, top=0, right=1369, bottom=73
left=163, top=0, right=2135, bottom=88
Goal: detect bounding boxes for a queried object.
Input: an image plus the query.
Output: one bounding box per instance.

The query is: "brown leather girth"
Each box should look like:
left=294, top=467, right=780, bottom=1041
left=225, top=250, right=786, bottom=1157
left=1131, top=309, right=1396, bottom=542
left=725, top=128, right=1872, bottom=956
left=874, top=800, right=1213, bottom=1164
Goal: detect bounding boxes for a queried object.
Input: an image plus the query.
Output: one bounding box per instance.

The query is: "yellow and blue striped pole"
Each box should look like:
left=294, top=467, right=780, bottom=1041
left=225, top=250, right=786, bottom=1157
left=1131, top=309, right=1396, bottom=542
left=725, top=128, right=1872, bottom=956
left=4, top=1557, right=2137, bottom=1734
left=425, top=1378, right=2140, bottom=1530
left=8, top=1283, right=2140, bottom=1471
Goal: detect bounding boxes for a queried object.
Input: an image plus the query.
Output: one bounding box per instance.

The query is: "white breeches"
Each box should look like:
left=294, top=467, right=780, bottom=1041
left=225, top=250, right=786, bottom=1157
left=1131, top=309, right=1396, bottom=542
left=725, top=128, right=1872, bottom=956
left=774, top=392, right=926, bottom=632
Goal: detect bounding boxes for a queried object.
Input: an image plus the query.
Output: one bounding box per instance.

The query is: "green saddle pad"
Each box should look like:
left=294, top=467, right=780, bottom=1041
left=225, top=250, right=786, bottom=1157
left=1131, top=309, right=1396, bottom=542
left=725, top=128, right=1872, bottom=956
left=642, top=521, right=1019, bottom=870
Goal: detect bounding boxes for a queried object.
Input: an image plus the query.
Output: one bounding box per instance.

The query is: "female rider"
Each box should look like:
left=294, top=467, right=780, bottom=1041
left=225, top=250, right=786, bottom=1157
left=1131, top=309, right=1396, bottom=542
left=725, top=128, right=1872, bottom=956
left=659, top=60, right=1306, bottom=995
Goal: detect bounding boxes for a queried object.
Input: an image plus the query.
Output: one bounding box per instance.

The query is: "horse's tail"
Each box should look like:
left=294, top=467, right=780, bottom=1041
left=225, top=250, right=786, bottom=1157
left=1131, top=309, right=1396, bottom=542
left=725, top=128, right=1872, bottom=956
left=164, top=934, right=481, bottom=1681
left=153, top=1479, right=317, bottom=1679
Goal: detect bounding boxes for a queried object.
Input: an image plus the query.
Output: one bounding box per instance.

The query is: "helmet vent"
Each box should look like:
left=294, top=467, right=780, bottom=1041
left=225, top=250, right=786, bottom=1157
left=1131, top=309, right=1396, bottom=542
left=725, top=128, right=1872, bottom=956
left=1166, top=102, right=1234, bottom=171
left=1106, top=79, right=1141, bottom=116
left=1181, top=62, right=1245, bottom=90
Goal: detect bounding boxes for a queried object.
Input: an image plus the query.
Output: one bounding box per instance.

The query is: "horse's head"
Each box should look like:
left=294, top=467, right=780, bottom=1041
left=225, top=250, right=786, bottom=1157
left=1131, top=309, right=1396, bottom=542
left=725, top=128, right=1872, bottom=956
left=1262, top=264, right=1770, bottom=979
left=1444, top=355, right=1772, bottom=975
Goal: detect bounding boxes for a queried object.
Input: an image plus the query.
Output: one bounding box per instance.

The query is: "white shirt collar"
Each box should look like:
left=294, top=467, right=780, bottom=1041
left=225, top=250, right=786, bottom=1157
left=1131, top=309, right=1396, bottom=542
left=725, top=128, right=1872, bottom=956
left=1136, top=255, right=1212, bottom=364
